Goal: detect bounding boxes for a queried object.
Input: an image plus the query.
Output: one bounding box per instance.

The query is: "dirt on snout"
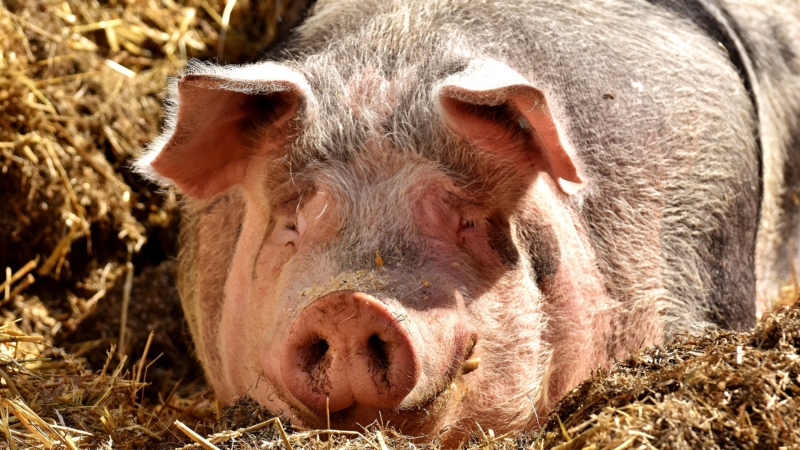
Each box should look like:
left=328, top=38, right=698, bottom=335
left=0, top=0, right=799, bottom=448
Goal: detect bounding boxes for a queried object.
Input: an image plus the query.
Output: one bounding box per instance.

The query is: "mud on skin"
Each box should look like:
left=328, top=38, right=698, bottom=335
left=135, top=0, right=800, bottom=445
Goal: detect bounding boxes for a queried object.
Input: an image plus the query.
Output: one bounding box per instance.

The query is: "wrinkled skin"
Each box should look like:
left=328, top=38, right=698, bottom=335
left=136, top=0, right=800, bottom=445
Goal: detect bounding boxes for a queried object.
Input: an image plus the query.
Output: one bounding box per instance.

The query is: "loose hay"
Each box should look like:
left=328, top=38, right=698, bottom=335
left=536, top=301, right=800, bottom=449
left=0, top=0, right=297, bottom=447
left=1, top=0, right=799, bottom=448
left=2, top=299, right=798, bottom=448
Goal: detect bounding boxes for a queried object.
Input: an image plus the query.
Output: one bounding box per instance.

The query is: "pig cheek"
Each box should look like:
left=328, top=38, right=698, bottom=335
left=461, top=283, right=549, bottom=431
left=247, top=238, right=303, bottom=399
left=218, top=286, right=263, bottom=399
left=217, top=227, right=293, bottom=399
left=416, top=194, right=460, bottom=239
left=527, top=180, right=614, bottom=408
left=255, top=345, right=296, bottom=418
left=538, top=261, right=607, bottom=410
left=457, top=230, right=499, bottom=269
left=217, top=305, right=257, bottom=398
left=217, top=219, right=265, bottom=398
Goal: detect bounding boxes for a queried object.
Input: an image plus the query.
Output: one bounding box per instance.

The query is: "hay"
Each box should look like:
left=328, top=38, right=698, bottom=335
left=1, top=0, right=799, bottom=448
left=535, top=300, right=800, bottom=449
left=0, top=0, right=294, bottom=447
left=2, top=300, right=798, bottom=448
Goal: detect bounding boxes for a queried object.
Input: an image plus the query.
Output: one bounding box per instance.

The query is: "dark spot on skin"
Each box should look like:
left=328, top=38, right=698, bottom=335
left=486, top=216, right=520, bottom=267
left=434, top=58, right=471, bottom=81
left=603, top=92, right=616, bottom=99
left=705, top=209, right=756, bottom=330
left=515, top=217, right=560, bottom=284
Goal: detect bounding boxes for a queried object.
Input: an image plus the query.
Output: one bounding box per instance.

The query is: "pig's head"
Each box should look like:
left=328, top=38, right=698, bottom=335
left=135, top=59, right=636, bottom=443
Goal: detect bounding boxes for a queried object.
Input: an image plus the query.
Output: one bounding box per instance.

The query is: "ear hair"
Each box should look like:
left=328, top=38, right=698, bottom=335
left=135, top=61, right=316, bottom=199
left=436, top=59, right=584, bottom=196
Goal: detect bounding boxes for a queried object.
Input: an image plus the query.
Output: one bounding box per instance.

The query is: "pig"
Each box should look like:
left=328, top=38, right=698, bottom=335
left=135, top=0, right=800, bottom=444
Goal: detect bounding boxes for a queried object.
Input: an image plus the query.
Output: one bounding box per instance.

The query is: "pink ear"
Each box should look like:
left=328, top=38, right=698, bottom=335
left=437, top=60, right=584, bottom=195
left=141, top=63, right=314, bottom=199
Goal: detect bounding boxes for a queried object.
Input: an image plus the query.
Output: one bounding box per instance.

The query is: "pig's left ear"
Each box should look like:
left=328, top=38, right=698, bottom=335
left=437, top=59, right=584, bottom=195
left=134, top=61, right=316, bottom=199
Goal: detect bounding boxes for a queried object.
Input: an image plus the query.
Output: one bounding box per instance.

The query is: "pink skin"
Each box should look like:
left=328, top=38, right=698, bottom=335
left=208, top=152, right=614, bottom=441
left=150, top=75, right=301, bottom=199
left=279, top=291, right=424, bottom=414
left=216, top=165, right=483, bottom=434
left=525, top=179, right=614, bottom=407
left=145, top=63, right=644, bottom=443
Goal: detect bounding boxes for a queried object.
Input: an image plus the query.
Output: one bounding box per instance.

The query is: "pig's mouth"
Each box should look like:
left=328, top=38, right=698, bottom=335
left=288, top=369, right=470, bottom=439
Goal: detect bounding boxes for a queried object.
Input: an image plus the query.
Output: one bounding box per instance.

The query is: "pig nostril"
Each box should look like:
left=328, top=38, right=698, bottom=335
left=282, top=293, right=423, bottom=414
left=367, top=334, right=391, bottom=370
left=304, top=337, right=330, bottom=369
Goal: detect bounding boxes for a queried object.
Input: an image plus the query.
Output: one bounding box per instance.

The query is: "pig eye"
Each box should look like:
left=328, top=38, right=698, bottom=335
left=457, top=217, right=488, bottom=241
left=459, top=218, right=485, bottom=231
left=278, top=219, right=300, bottom=247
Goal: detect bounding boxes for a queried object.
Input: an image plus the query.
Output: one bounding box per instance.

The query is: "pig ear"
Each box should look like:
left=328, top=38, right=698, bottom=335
left=437, top=59, right=584, bottom=195
left=135, top=62, right=315, bottom=199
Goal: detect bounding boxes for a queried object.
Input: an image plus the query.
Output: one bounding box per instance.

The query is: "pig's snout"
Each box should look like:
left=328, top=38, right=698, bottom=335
left=280, top=292, right=422, bottom=414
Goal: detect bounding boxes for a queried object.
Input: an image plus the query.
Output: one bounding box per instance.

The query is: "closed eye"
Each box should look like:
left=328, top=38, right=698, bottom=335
left=279, top=219, right=300, bottom=246
left=458, top=217, right=487, bottom=234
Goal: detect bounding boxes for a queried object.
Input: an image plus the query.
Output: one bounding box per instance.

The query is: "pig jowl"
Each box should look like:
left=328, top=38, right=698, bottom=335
left=135, top=0, right=800, bottom=444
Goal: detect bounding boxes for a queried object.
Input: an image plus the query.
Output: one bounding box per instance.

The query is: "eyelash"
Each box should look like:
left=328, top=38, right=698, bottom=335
left=460, top=216, right=488, bottom=231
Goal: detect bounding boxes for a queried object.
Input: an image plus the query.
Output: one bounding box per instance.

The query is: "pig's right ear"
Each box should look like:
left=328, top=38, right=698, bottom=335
left=134, top=62, right=315, bottom=199
left=436, top=59, right=584, bottom=195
